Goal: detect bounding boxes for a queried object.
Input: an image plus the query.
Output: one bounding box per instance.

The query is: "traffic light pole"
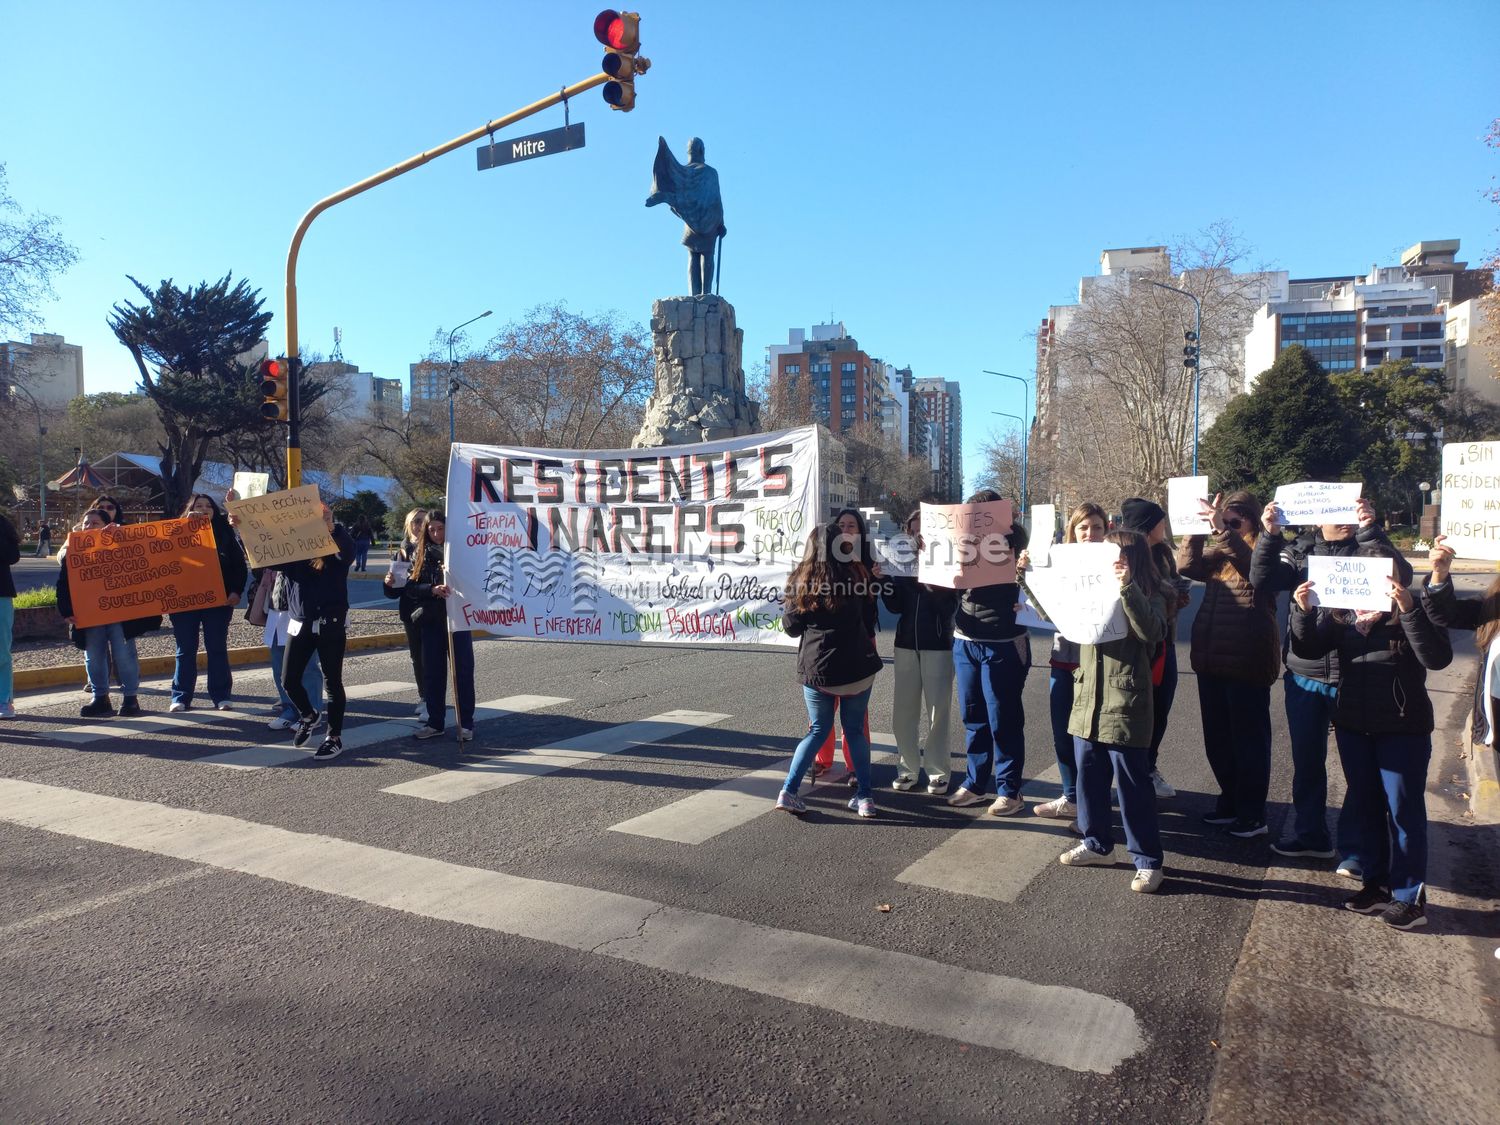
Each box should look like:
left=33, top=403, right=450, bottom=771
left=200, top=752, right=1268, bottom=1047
left=1135, top=277, right=1203, bottom=475
left=282, top=71, right=612, bottom=487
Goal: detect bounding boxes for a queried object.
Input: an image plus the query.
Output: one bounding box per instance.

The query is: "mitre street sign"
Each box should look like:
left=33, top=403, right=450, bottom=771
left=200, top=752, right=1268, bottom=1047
left=477, top=123, right=586, bottom=171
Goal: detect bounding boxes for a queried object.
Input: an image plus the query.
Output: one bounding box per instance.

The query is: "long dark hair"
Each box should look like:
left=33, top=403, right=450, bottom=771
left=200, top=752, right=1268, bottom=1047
left=1108, top=529, right=1163, bottom=602
left=1476, top=573, right=1500, bottom=651
left=786, top=523, right=872, bottom=613
left=90, top=494, right=127, bottom=525
left=830, top=507, right=877, bottom=568
left=180, top=493, right=223, bottom=520
left=411, top=509, right=445, bottom=579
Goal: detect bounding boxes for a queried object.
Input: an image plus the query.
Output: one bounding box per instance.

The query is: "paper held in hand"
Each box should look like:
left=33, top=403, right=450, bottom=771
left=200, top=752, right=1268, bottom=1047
left=224, top=484, right=337, bottom=569
left=231, top=471, right=270, bottom=499
left=388, top=557, right=411, bottom=587
left=1022, top=542, right=1126, bottom=645
left=918, top=500, right=1016, bottom=590
left=1028, top=503, right=1056, bottom=568
left=1167, top=476, right=1213, bottom=536
left=1438, top=440, right=1500, bottom=561
left=1306, top=553, right=1396, bottom=612
left=1272, top=481, right=1363, bottom=525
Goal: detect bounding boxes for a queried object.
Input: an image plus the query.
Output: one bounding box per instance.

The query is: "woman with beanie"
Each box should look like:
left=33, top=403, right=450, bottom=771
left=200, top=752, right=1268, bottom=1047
left=948, top=490, right=1032, bottom=815
left=881, top=509, right=957, bottom=795
left=1177, top=490, right=1280, bottom=838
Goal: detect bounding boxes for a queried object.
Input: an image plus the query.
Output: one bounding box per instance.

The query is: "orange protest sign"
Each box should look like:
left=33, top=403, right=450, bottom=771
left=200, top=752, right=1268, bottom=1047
left=64, top=517, right=228, bottom=629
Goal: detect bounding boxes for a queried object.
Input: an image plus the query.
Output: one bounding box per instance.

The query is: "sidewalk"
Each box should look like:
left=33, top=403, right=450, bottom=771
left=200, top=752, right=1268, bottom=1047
left=1207, top=618, right=1500, bottom=1123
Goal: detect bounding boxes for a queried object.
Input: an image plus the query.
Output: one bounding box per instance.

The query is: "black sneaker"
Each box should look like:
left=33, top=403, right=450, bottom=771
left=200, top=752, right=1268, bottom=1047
left=1228, top=819, right=1268, bottom=839
left=293, top=711, right=321, bottom=748
left=1344, top=885, right=1394, bottom=914
left=1378, top=898, right=1427, bottom=930
left=312, top=736, right=345, bottom=761
left=1271, top=836, right=1336, bottom=859
left=118, top=696, right=142, bottom=717
left=1201, top=811, right=1236, bottom=826
left=79, top=698, right=115, bottom=718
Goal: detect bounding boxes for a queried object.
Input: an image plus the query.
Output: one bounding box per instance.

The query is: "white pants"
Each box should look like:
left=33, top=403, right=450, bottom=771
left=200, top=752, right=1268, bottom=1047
left=892, top=645, right=954, bottom=782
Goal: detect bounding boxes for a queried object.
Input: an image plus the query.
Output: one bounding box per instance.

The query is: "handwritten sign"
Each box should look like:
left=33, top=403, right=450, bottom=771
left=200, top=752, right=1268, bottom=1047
left=1439, top=441, right=1500, bottom=561
left=1272, top=481, right=1362, bottom=525
left=1167, top=476, right=1213, bottom=536
left=1306, top=553, right=1396, bottom=611
left=232, top=471, right=270, bottom=499
left=1022, top=542, right=1126, bottom=645
left=919, top=500, right=1016, bottom=590
left=1029, top=503, right=1056, bottom=568
left=65, top=518, right=227, bottom=629
left=225, top=484, right=336, bottom=568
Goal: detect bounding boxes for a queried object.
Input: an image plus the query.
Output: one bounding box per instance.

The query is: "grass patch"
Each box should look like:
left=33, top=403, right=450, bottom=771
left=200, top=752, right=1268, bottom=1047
left=12, top=587, right=58, bottom=609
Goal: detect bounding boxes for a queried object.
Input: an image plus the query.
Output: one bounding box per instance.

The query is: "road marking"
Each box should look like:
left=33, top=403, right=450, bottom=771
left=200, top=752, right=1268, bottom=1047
left=52, top=708, right=237, bottom=744
left=197, top=694, right=570, bottom=770
left=0, top=779, right=1144, bottom=1073
left=896, top=766, right=1073, bottom=902
left=381, top=710, right=730, bottom=804
left=609, top=733, right=900, bottom=844
left=0, top=868, right=209, bottom=938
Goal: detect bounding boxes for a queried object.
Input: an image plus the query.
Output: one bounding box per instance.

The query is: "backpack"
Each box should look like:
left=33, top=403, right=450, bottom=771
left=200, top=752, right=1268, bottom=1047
left=270, top=570, right=290, bottom=612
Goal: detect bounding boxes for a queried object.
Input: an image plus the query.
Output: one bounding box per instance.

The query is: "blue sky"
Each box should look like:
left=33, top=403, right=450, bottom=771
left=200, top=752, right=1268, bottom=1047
left=4, top=0, right=1498, bottom=489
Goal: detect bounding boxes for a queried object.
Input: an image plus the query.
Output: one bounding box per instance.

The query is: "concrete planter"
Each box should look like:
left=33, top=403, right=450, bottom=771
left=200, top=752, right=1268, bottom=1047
left=12, top=605, right=68, bottom=642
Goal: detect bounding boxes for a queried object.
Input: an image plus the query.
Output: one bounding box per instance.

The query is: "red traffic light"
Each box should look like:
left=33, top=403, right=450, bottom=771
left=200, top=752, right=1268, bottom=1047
left=594, top=9, right=638, bottom=51
left=260, top=357, right=290, bottom=420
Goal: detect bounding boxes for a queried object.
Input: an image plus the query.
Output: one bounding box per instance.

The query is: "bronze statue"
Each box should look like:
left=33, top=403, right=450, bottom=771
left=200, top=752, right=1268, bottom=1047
left=646, top=136, right=726, bottom=297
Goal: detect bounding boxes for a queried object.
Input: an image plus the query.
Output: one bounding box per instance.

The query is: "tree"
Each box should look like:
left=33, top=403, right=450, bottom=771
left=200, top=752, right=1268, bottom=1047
left=1446, top=386, right=1500, bottom=443
left=837, top=423, right=936, bottom=522
left=1332, top=360, right=1446, bottom=522
left=210, top=353, right=335, bottom=490
left=108, top=274, right=273, bottom=516
left=1199, top=345, right=1355, bottom=501
left=1477, top=118, right=1500, bottom=367
left=976, top=427, right=1027, bottom=507
left=332, top=489, right=388, bottom=531
left=0, top=162, right=79, bottom=336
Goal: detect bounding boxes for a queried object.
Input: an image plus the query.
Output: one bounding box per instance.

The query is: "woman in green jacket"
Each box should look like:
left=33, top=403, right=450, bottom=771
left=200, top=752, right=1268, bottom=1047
left=1058, top=529, right=1170, bottom=893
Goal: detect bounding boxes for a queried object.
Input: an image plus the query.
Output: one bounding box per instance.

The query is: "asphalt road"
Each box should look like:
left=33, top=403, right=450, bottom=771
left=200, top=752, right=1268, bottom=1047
left=0, top=589, right=1492, bottom=1123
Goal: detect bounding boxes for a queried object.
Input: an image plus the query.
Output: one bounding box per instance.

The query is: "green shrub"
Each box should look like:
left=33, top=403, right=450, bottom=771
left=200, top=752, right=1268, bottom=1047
left=12, top=587, right=57, bottom=609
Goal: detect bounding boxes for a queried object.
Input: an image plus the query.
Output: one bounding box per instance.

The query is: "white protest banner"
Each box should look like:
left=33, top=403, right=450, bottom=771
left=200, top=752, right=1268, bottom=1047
left=442, top=427, right=820, bottom=646
left=1167, top=476, right=1213, bottom=536
left=225, top=484, right=337, bottom=568
left=918, top=500, right=1016, bottom=590
left=1022, top=542, right=1126, bottom=645
left=1306, top=553, right=1396, bottom=612
left=232, top=471, right=270, bottom=499
left=1272, top=481, right=1362, bottom=525
left=1439, top=441, right=1500, bottom=561
left=1029, top=503, right=1056, bottom=568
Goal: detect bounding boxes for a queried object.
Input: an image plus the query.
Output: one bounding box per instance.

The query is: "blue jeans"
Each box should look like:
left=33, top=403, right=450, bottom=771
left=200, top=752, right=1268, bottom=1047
left=1198, top=674, right=1273, bottom=824
left=954, top=636, right=1030, bottom=798
left=270, top=641, right=324, bottom=722
left=82, top=623, right=140, bottom=698
left=1148, top=643, right=1178, bottom=770
left=1075, top=737, right=1163, bottom=869
left=784, top=684, right=874, bottom=799
left=1284, top=671, right=1352, bottom=852
left=0, top=597, right=12, bottom=706
left=420, top=626, right=475, bottom=732
left=170, top=605, right=233, bottom=706
left=1334, top=729, right=1430, bottom=903
left=1048, top=667, right=1077, bottom=803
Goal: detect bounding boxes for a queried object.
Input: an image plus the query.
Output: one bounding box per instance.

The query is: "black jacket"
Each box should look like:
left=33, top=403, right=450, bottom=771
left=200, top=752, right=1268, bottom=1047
left=953, top=522, right=1030, bottom=642
left=880, top=575, right=957, bottom=651
left=1250, top=524, right=1412, bottom=684
left=207, top=513, right=249, bottom=604
left=1420, top=577, right=1497, bottom=747
left=0, top=517, right=18, bottom=599
left=389, top=541, right=450, bottom=631
left=1290, top=603, right=1452, bottom=736
left=282, top=525, right=355, bottom=622
left=784, top=595, right=882, bottom=690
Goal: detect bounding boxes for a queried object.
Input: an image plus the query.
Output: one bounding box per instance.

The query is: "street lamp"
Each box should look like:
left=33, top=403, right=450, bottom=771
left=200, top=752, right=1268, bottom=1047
left=7, top=382, right=46, bottom=532
left=1133, top=276, right=1204, bottom=474
left=446, top=309, right=493, bottom=444
left=991, top=410, right=1027, bottom=518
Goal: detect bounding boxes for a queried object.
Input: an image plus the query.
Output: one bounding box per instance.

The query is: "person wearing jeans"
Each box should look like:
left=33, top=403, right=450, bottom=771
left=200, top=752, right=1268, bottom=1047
left=169, top=494, right=247, bottom=712
left=266, top=597, right=324, bottom=731
left=55, top=508, right=149, bottom=718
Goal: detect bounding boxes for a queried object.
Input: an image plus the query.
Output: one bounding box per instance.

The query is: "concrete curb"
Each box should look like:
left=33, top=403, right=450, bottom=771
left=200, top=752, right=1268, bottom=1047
left=12, top=631, right=411, bottom=693
left=1462, top=715, right=1500, bottom=825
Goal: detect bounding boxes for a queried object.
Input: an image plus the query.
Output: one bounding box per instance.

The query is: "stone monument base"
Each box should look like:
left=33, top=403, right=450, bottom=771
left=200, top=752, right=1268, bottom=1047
left=632, top=295, right=760, bottom=448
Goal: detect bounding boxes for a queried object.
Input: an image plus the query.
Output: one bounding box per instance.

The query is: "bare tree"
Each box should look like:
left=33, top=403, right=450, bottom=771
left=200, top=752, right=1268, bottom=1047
left=0, top=163, right=79, bottom=337
left=975, top=427, right=1027, bottom=504
left=837, top=422, right=938, bottom=521
left=753, top=358, right=819, bottom=430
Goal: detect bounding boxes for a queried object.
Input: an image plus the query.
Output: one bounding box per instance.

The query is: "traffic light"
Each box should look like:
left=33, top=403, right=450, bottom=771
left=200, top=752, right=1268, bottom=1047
left=594, top=9, right=649, bottom=110
left=1182, top=330, right=1200, bottom=369
left=259, top=357, right=290, bottom=421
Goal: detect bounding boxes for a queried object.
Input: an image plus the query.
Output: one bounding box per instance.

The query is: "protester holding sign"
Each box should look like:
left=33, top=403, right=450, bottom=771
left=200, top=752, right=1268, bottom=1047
left=1176, top=491, right=1279, bottom=839
left=384, top=508, right=430, bottom=725
left=1019, top=501, right=1108, bottom=821
left=279, top=504, right=356, bottom=760
left=1120, top=497, right=1187, bottom=801
left=167, top=495, right=246, bottom=712
left=1422, top=536, right=1500, bottom=762
left=1058, top=530, right=1169, bottom=892
left=948, top=490, right=1032, bottom=815
left=404, top=511, right=477, bottom=744
left=1250, top=495, right=1409, bottom=872
left=57, top=509, right=146, bottom=718
left=1291, top=554, right=1451, bottom=930
left=774, top=523, right=884, bottom=817
left=881, top=509, right=958, bottom=796
left=813, top=509, right=880, bottom=782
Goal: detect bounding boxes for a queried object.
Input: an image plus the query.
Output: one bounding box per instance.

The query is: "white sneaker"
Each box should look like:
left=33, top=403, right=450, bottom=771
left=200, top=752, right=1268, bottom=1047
left=414, top=703, right=428, bottom=721
left=892, top=773, right=917, bottom=791
left=926, top=776, right=949, bottom=795
left=412, top=726, right=444, bottom=740
left=1150, top=769, right=1175, bottom=798
left=947, top=786, right=986, bottom=807
left=988, top=795, right=1025, bottom=817
left=0, top=702, right=15, bottom=718
left=1033, top=796, right=1077, bottom=819
left=457, top=727, right=474, bottom=742
left=168, top=701, right=188, bottom=713
left=1131, top=867, right=1165, bottom=893
left=214, top=701, right=233, bottom=711
left=1060, top=843, right=1118, bottom=867
left=267, top=716, right=292, bottom=731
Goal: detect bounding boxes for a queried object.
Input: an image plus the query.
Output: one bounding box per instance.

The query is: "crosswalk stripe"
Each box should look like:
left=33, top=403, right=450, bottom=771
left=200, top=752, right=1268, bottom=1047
left=197, top=694, right=570, bottom=771
left=609, top=734, right=901, bottom=844
left=0, top=778, right=1145, bottom=1074
left=381, top=710, right=729, bottom=804
left=895, top=765, right=1071, bottom=902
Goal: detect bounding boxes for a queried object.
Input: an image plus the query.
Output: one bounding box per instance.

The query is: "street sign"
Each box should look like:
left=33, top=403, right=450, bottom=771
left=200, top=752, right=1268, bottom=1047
left=477, top=123, right=585, bottom=171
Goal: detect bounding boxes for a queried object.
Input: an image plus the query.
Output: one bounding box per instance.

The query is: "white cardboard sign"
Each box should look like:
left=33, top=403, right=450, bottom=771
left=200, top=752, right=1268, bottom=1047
left=1022, top=541, right=1126, bottom=645
left=1439, top=441, right=1500, bottom=561
left=1029, top=503, right=1056, bottom=568
left=1167, top=476, right=1213, bottom=536
left=1273, top=481, right=1362, bottom=525
left=1306, top=553, right=1396, bottom=611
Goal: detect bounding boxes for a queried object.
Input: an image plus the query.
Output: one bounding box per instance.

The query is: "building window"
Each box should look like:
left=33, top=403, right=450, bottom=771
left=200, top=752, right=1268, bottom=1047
left=784, top=363, right=801, bottom=374
left=840, top=362, right=856, bottom=373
